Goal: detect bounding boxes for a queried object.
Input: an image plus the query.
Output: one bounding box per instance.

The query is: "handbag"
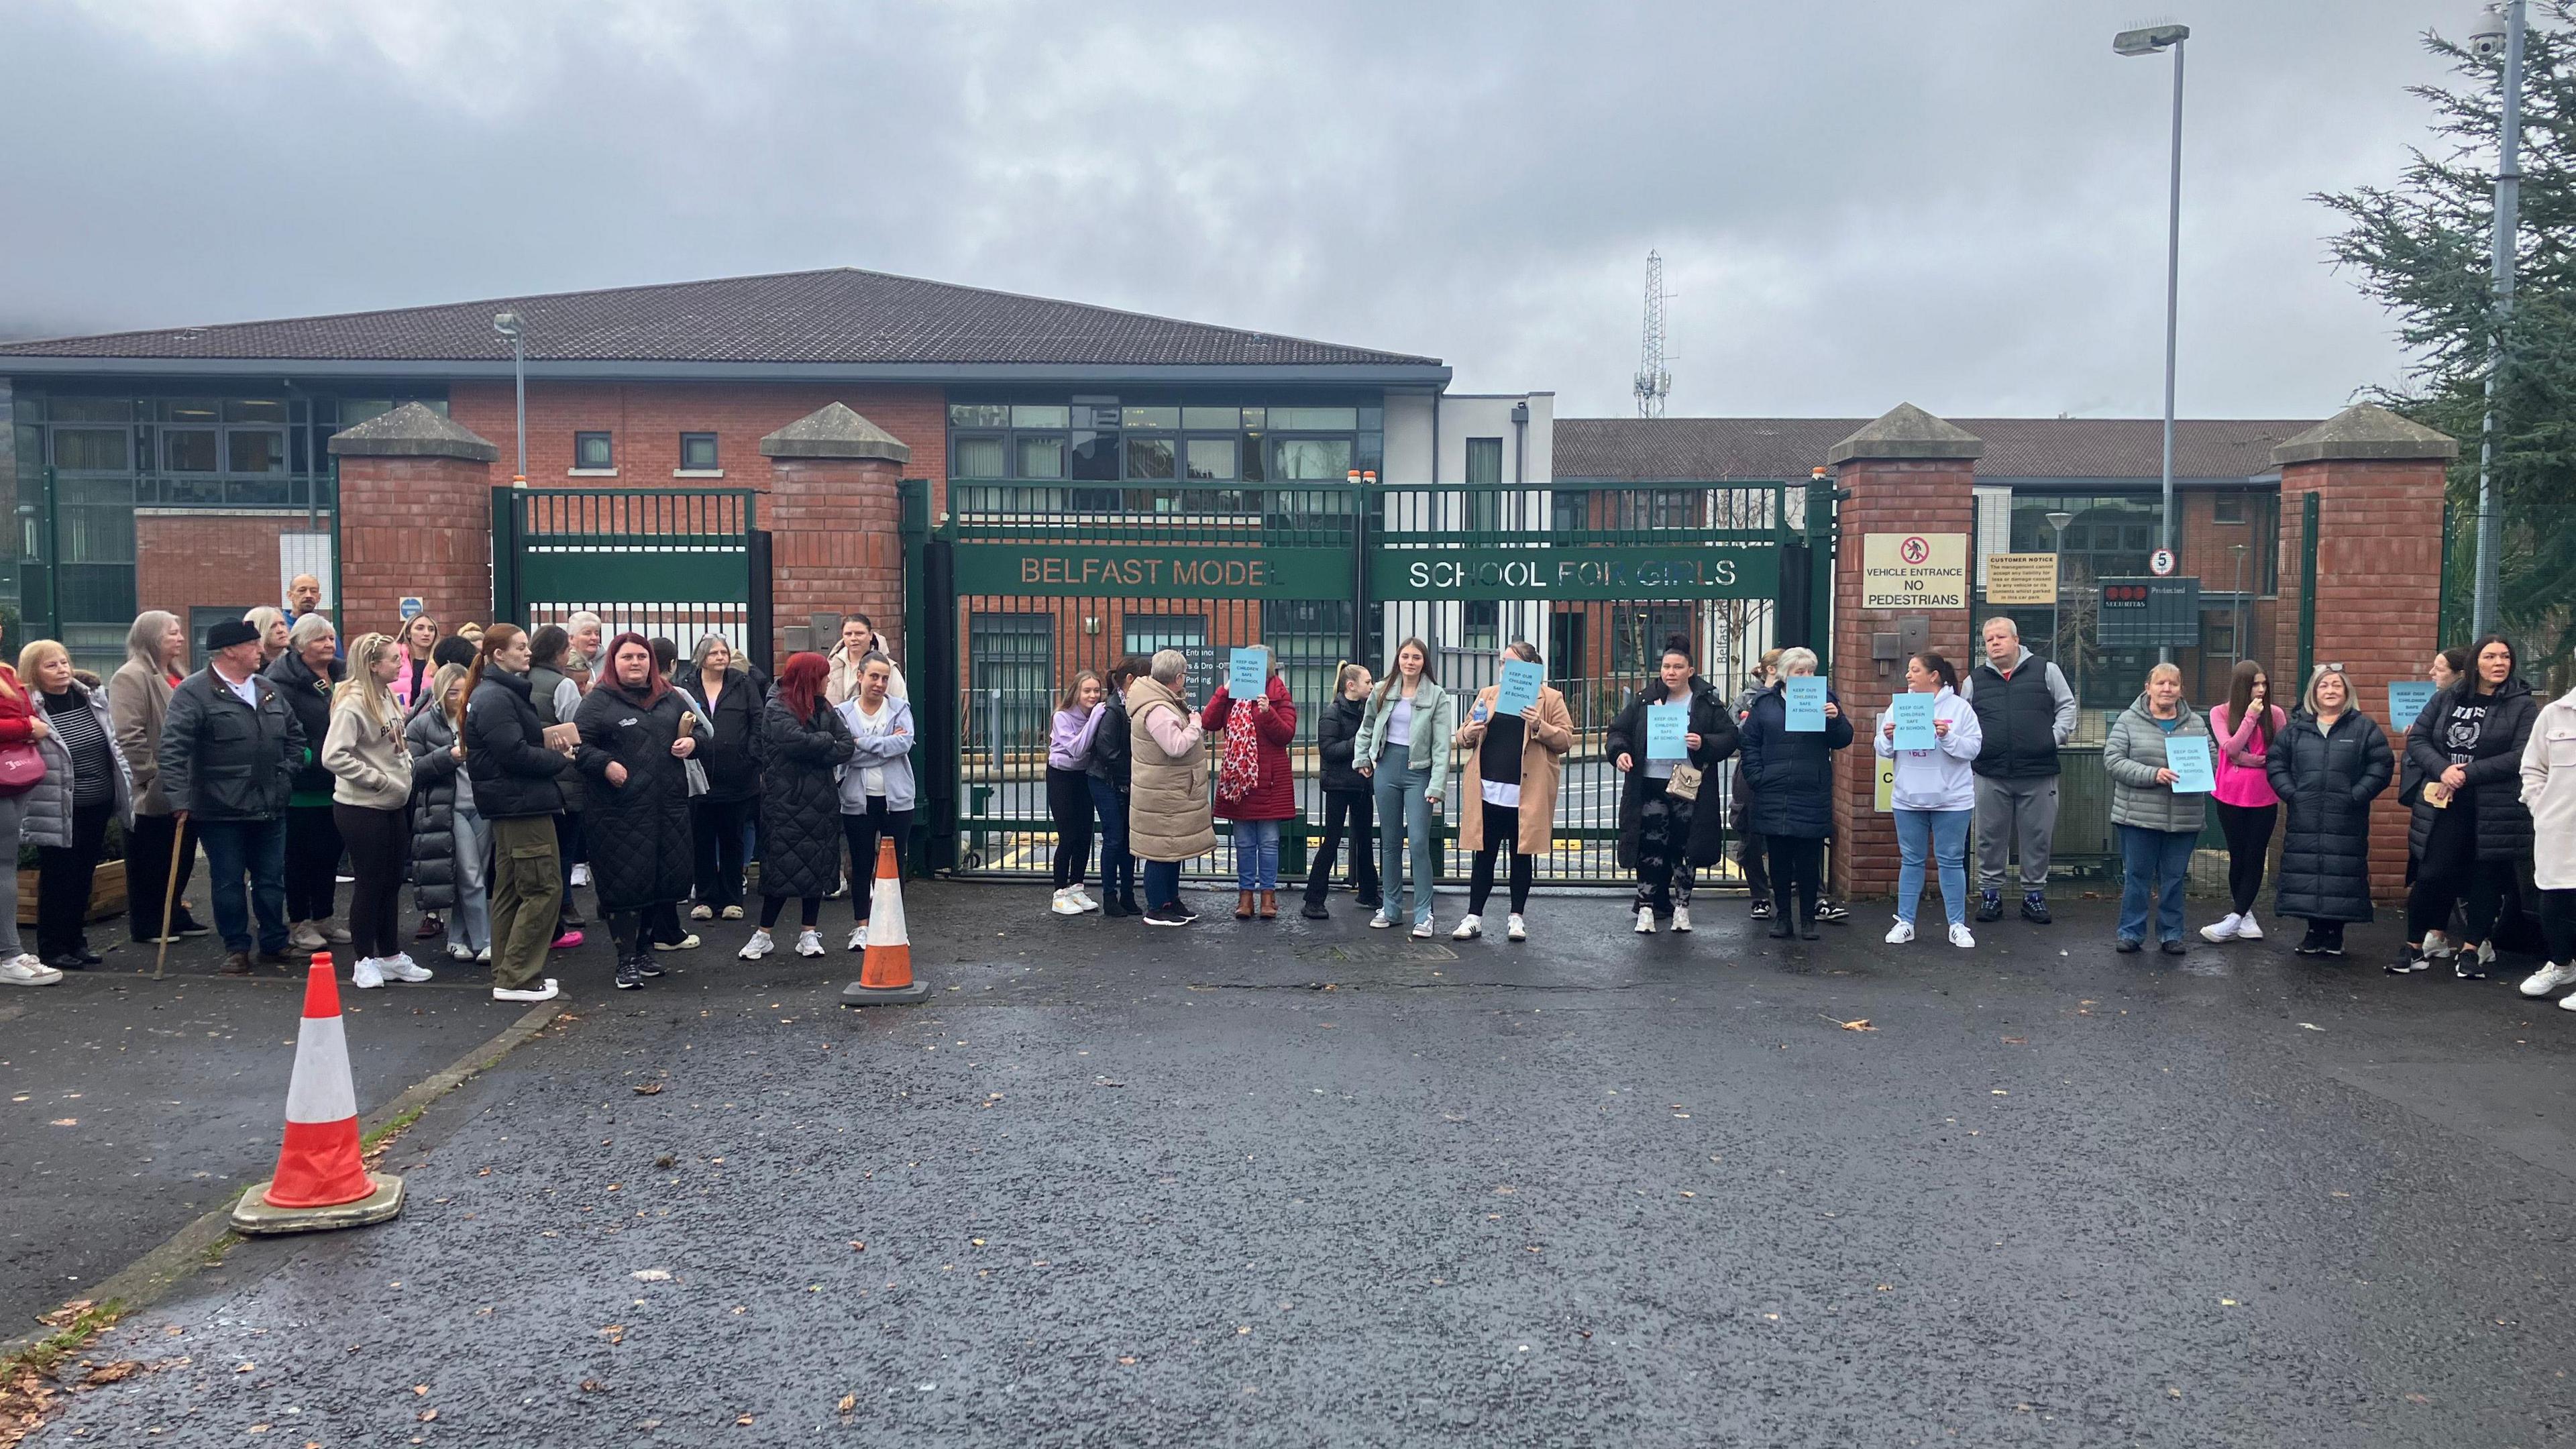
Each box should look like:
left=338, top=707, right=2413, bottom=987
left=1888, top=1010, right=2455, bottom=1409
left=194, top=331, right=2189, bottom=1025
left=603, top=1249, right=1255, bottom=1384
left=0, top=742, right=44, bottom=796
left=1665, top=761, right=1704, bottom=802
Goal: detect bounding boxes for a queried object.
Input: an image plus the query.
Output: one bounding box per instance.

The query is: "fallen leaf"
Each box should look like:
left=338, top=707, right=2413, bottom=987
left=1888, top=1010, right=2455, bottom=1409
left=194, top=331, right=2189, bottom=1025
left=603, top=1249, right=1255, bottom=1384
left=580, top=1379, right=604, bottom=1393
left=413, top=1385, right=427, bottom=1395
left=631, top=1269, right=672, bottom=1281
left=2002, top=1036, right=2028, bottom=1045
left=2299, top=1022, right=2324, bottom=1032
left=234, top=1362, right=255, bottom=1374
left=633, top=1082, right=663, bottom=1095
left=837, top=1394, right=857, bottom=1413
left=970, top=1238, right=985, bottom=1247
left=2220, top=1298, right=2237, bottom=1307
left=417, top=1409, right=438, bottom=1422
left=1117, top=1356, right=1137, bottom=1366
left=1819, top=1015, right=1875, bottom=1032
left=50, top=1118, right=77, bottom=1127
left=735, top=1414, right=755, bottom=1426
left=849, top=1240, right=865, bottom=1252
left=83, top=1360, right=139, bottom=1384
left=1990, top=1089, right=2009, bottom=1096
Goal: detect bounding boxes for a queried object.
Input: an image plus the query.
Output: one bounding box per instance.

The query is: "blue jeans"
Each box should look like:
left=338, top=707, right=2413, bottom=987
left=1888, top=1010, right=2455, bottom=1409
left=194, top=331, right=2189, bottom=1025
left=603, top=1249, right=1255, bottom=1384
left=2117, top=824, right=2197, bottom=944
left=1373, top=743, right=1438, bottom=926
left=1087, top=777, right=1134, bottom=904
left=1233, top=818, right=1281, bottom=890
left=1142, top=858, right=1183, bottom=912
left=1895, top=808, right=1972, bottom=928
left=198, top=816, right=290, bottom=954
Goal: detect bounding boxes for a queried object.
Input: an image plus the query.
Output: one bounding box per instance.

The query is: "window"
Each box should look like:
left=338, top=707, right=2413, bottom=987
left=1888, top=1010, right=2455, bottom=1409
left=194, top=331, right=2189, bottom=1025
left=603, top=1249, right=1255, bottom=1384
left=1263, top=600, right=1352, bottom=740
left=163, top=430, right=218, bottom=472
left=1070, top=432, right=1120, bottom=481
left=574, top=432, right=614, bottom=470
left=949, top=403, right=1009, bottom=428
left=1124, top=436, right=1176, bottom=480
left=1012, top=405, right=1069, bottom=429
left=47, top=398, right=133, bottom=423
left=1464, top=600, right=1500, bottom=651
left=1016, top=435, right=1065, bottom=479
left=223, top=400, right=288, bottom=424
left=1120, top=406, right=1178, bottom=430
left=48, top=429, right=129, bottom=471
left=2211, top=491, right=2246, bottom=525
left=1182, top=407, right=1238, bottom=430
left=1271, top=407, right=1357, bottom=431
left=932, top=398, right=1375, bottom=507
left=227, top=429, right=286, bottom=473
left=955, top=436, right=1005, bottom=479
left=680, top=433, right=720, bottom=471
left=1613, top=606, right=1695, bottom=674
left=1549, top=613, right=1587, bottom=684
left=1551, top=490, right=1591, bottom=533
left=1124, top=613, right=1206, bottom=657
left=1184, top=438, right=1235, bottom=481
left=1273, top=438, right=1352, bottom=480
left=967, top=613, right=1054, bottom=757
left=1465, top=437, right=1503, bottom=532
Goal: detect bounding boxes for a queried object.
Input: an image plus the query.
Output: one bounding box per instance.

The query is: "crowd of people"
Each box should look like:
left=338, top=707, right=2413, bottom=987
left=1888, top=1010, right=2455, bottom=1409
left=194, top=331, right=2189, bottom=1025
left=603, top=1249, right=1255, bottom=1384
left=1, top=592, right=2569, bottom=1018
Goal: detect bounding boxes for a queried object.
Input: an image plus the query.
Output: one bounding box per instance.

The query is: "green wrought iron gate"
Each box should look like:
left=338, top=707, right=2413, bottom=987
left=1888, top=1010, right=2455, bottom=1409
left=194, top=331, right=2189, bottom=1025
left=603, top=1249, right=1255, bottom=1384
left=491, top=487, right=772, bottom=672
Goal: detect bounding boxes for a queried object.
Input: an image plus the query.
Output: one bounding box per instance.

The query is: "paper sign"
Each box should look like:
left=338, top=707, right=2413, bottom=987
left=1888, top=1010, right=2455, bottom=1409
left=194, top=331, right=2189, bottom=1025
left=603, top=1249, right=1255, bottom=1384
left=2390, top=681, right=2437, bottom=733
left=2164, top=735, right=2216, bottom=794
left=1890, top=694, right=1937, bottom=751
left=1982, top=552, right=2059, bottom=607
left=1646, top=703, right=1689, bottom=761
left=1227, top=647, right=1268, bottom=699
left=1784, top=677, right=1827, bottom=733
left=1874, top=755, right=1896, bottom=813
left=1494, top=660, right=1544, bottom=717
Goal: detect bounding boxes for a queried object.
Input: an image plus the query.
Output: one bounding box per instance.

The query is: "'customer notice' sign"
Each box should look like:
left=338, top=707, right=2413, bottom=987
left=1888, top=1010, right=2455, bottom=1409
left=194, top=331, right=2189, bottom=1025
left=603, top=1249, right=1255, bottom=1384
left=1860, top=532, right=1968, bottom=609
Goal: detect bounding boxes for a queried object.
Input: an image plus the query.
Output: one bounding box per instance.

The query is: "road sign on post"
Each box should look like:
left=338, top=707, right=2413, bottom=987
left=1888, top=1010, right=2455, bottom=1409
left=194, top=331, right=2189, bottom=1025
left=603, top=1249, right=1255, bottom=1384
left=2098, top=576, right=2200, bottom=649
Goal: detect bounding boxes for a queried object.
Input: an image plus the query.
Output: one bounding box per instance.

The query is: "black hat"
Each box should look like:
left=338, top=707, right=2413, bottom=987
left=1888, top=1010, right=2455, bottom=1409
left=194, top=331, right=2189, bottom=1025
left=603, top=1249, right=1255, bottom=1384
left=205, top=619, right=260, bottom=653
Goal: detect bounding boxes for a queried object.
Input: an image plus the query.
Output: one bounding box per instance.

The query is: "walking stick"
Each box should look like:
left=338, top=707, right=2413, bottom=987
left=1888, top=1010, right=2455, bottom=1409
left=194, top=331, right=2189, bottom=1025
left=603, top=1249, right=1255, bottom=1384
left=153, top=818, right=184, bottom=981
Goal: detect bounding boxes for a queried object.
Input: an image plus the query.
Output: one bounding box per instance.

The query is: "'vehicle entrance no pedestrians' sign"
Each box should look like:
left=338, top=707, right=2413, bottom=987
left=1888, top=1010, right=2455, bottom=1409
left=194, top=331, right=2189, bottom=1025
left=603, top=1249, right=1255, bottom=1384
left=1860, top=532, right=1968, bottom=609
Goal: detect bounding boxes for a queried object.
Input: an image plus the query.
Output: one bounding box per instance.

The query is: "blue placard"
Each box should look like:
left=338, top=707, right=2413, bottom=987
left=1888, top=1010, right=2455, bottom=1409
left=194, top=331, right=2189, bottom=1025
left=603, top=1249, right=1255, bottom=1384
left=2390, top=680, right=2437, bottom=733
left=2164, top=735, right=2216, bottom=794
left=1227, top=647, right=1268, bottom=699
left=1494, top=659, right=1544, bottom=717
left=1646, top=702, right=1690, bottom=761
left=1784, top=677, right=1827, bottom=733
left=1890, top=693, right=1937, bottom=751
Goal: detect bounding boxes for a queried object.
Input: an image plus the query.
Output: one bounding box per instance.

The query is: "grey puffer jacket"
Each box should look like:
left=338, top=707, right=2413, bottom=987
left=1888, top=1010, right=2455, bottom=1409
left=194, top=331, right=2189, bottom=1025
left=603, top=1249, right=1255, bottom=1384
left=23, top=682, right=133, bottom=848
left=2104, top=693, right=2209, bottom=836
left=406, top=707, right=470, bottom=914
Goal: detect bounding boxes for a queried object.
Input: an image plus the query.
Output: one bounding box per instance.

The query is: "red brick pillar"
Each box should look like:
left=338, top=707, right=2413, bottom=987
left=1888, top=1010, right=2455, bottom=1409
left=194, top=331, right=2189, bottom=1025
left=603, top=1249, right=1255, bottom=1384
left=759, top=402, right=909, bottom=665
left=325, top=402, right=500, bottom=636
left=2270, top=403, right=2457, bottom=900
left=1823, top=404, right=1984, bottom=900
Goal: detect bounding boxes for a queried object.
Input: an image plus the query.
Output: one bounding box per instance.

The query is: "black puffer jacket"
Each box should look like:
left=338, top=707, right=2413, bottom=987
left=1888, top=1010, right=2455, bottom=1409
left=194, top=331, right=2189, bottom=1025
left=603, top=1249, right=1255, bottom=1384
left=464, top=667, right=572, bottom=820
left=757, top=693, right=855, bottom=898
left=2267, top=708, right=2394, bottom=924
left=680, top=667, right=767, bottom=803
left=1737, top=680, right=1853, bottom=840
left=575, top=682, right=701, bottom=914
left=2406, top=677, right=2539, bottom=865
left=1316, top=694, right=1368, bottom=795
left=1085, top=690, right=1133, bottom=792
left=1607, top=676, right=1741, bottom=869
left=266, top=650, right=341, bottom=796
left=405, top=707, right=467, bottom=914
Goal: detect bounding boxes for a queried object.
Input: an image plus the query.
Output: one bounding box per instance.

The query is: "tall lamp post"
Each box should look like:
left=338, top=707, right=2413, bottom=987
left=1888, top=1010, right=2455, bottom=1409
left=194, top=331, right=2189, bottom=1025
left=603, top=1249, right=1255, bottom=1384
left=2045, top=510, right=2074, bottom=663
left=2468, top=0, right=2527, bottom=637
left=491, top=311, right=528, bottom=486
left=2115, top=21, right=2188, bottom=664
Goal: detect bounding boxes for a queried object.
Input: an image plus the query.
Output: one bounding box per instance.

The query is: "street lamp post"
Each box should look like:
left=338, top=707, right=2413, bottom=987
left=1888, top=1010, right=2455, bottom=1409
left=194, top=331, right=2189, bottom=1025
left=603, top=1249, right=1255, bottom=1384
left=2469, top=0, right=2528, bottom=637
left=2045, top=510, right=2074, bottom=663
left=491, top=311, right=527, bottom=486
left=2116, top=22, right=2188, bottom=664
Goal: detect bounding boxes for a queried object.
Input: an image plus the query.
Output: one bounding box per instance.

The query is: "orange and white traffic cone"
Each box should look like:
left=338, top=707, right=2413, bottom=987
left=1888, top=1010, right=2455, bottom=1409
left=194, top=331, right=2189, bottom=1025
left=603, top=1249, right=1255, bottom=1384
left=841, top=837, right=930, bottom=1006
left=231, top=953, right=405, bottom=1234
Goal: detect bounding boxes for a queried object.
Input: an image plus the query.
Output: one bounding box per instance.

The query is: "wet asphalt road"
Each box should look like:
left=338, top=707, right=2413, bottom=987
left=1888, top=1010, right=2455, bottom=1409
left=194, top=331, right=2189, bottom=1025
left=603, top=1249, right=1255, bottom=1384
left=23, top=883, right=2576, bottom=1446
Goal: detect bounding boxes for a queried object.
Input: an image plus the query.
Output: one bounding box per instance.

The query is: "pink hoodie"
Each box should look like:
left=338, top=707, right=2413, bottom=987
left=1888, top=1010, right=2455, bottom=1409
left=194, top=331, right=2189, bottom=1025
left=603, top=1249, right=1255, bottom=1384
left=2210, top=702, right=2287, bottom=808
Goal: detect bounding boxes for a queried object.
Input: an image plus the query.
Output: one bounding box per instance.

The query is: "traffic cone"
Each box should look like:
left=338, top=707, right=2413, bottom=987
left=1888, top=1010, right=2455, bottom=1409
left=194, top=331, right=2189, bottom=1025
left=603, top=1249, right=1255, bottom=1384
left=841, top=837, right=930, bottom=1006
left=231, top=953, right=405, bottom=1235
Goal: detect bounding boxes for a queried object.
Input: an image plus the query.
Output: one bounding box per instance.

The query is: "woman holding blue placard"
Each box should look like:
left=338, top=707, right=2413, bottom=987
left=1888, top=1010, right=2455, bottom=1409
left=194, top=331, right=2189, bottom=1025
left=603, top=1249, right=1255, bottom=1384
left=2103, top=663, right=2210, bottom=956
left=1203, top=645, right=1298, bottom=921
left=1354, top=639, right=1454, bottom=938
left=1874, top=651, right=1982, bottom=949
left=1737, top=647, right=1848, bottom=940
left=1611, top=637, right=1737, bottom=936
left=1452, top=641, right=1574, bottom=943
left=2267, top=665, right=2393, bottom=958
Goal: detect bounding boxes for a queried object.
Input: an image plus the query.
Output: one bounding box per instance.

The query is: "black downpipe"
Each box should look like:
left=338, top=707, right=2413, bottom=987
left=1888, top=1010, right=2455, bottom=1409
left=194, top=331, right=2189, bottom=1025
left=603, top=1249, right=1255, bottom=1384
left=745, top=529, right=775, bottom=678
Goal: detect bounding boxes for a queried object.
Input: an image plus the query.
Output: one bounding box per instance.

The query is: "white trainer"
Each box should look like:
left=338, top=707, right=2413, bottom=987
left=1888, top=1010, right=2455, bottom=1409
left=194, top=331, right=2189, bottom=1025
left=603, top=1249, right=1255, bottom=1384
left=570, top=863, right=590, bottom=888
left=1071, top=888, right=1102, bottom=913
left=1451, top=914, right=1483, bottom=941
left=1949, top=922, right=1977, bottom=949
left=382, top=953, right=433, bottom=983
left=1885, top=918, right=1915, bottom=945
left=2518, top=961, right=2576, bottom=999
left=738, top=929, right=774, bottom=961
left=2424, top=929, right=2453, bottom=958
left=1050, top=889, right=1085, bottom=918
left=2561, top=988, right=2576, bottom=1013
left=1672, top=906, right=1693, bottom=933
left=1409, top=918, right=1435, bottom=940
left=350, top=957, right=386, bottom=989
left=1505, top=914, right=1527, bottom=942
left=446, top=942, right=476, bottom=961
left=795, top=929, right=826, bottom=958
left=0, top=955, right=60, bottom=986
left=2234, top=915, right=2264, bottom=941
left=848, top=924, right=868, bottom=951
left=2200, top=913, right=2241, bottom=943
left=492, top=978, right=559, bottom=1002
left=1635, top=907, right=1656, bottom=934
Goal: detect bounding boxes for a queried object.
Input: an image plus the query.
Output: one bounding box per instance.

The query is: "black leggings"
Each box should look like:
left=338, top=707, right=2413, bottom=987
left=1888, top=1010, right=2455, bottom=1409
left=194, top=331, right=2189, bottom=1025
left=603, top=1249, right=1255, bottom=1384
left=284, top=803, right=341, bottom=923
left=759, top=895, right=824, bottom=930
left=2539, top=888, right=2576, bottom=964
left=1303, top=789, right=1379, bottom=906
left=332, top=802, right=409, bottom=961
left=1047, top=767, right=1093, bottom=889
left=692, top=796, right=752, bottom=910
left=2408, top=863, right=2510, bottom=946
left=36, top=799, right=113, bottom=960
left=1469, top=802, right=1533, bottom=915
left=1766, top=835, right=1825, bottom=923
left=2214, top=801, right=2277, bottom=916
left=608, top=902, right=686, bottom=954
left=843, top=801, right=913, bottom=923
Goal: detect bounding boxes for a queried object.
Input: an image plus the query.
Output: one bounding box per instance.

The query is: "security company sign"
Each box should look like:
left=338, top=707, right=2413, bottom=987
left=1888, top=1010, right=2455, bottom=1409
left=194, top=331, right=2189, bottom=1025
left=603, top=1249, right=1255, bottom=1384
left=1860, top=532, right=1968, bottom=609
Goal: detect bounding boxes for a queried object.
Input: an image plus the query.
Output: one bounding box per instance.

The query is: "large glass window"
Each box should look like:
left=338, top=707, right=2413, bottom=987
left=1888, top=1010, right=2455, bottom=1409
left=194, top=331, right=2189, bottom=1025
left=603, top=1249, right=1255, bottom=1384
left=955, top=436, right=1005, bottom=478
left=1465, top=437, right=1503, bottom=531
left=1273, top=437, right=1352, bottom=481
left=944, top=396, right=1379, bottom=508
left=680, top=433, right=720, bottom=471
left=967, top=612, right=1054, bottom=757
left=48, top=429, right=128, bottom=471
left=1124, top=612, right=1206, bottom=657
left=1124, top=436, right=1176, bottom=480
left=1016, top=435, right=1065, bottom=478
left=574, top=432, right=614, bottom=470
left=227, top=429, right=286, bottom=473
left=1612, top=606, right=1695, bottom=675
left=1184, top=438, right=1234, bottom=481
left=163, top=430, right=217, bottom=472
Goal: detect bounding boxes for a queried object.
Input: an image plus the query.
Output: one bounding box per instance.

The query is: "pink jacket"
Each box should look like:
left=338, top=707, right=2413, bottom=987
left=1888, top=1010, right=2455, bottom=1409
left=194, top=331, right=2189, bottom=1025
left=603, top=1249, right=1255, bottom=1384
left=2210, top=702, right=2287, bottom=808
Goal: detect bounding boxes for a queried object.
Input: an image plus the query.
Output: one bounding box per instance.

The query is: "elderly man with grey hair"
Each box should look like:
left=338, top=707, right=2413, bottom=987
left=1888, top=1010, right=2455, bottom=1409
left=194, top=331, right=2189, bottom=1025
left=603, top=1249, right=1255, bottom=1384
left=1961, top=616, right=2079, bottom=924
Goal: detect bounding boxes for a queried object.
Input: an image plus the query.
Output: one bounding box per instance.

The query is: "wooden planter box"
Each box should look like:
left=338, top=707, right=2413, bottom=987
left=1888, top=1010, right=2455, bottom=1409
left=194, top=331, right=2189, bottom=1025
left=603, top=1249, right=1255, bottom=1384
left=16, top=858, right=127, bottom=927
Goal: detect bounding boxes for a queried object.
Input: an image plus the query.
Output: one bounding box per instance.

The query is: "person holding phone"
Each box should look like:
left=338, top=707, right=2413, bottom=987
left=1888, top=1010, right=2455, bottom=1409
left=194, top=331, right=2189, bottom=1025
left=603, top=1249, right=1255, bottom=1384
left=2104, top=663, right=2210, bottom=956
left=1609, top=637, right=1737, bottom=936
left=1354, top=639, right=1454, bottom=938
left=1875, top=650, right=1982, bottom=949
left=2399, top=634, right=2537, bottom=977
left=1452, top=642, right=1574, bottom=942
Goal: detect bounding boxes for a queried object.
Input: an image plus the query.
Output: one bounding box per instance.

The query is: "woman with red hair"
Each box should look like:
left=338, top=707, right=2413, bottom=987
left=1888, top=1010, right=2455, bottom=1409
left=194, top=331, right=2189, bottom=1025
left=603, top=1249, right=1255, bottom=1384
left=741, top=651, right=853, bottom=959
left=574, top=631, right=706, bottom=989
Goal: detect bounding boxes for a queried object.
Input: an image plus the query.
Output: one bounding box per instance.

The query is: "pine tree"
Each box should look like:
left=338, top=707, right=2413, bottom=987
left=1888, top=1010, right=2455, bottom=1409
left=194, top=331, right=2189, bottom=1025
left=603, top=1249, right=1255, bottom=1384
left=2318, top=2, right=2576, bottom=663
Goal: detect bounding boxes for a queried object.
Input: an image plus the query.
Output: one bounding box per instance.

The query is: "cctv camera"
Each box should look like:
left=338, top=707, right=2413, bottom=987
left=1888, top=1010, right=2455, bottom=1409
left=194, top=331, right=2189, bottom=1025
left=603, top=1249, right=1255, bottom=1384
left=2469, top=3, right=2508, bottom=60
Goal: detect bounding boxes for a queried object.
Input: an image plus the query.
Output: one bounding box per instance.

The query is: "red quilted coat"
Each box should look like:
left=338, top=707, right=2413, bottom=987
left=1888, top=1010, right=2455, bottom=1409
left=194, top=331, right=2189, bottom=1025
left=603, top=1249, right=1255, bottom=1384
left=0, top=666, right=35, bottom=745
left=1202, top=673, right=1298, bottom=822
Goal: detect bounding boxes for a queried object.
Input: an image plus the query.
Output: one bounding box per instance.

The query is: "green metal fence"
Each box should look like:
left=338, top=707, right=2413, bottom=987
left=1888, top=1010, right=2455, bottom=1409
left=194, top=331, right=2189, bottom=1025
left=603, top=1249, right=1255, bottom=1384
left=492, top=486, right=771, bottom=671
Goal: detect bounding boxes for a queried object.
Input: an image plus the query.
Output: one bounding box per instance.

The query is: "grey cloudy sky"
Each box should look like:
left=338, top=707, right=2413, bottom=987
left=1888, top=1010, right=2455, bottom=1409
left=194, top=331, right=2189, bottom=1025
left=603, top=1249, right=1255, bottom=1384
left=0, top=0, right=2481, bottom=420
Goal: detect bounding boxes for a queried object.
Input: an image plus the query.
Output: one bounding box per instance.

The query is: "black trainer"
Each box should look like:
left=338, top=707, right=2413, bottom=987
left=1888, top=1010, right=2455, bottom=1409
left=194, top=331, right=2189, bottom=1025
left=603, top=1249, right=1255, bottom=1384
left=1141, top=904, right=1190, bottom=927
left=1813, top=900, right=1849, bottom=923
left=614, top=955, right=645, bottom=989
left=1976, top=893, right=2004, bottom=923
left=2160, top=939, right=2188, bottom=956
left=2020, top=894, right=2052, bottom=924
left=1750, top=899, right=1773, bottom=920
left=1300, top=900, right=1330, bottom=920
left=635, top=951, right=665, bottom=977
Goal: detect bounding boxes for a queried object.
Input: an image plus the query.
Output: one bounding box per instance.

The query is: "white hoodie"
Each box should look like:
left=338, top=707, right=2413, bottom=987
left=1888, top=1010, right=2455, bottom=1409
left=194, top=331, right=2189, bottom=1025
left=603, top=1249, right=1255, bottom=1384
left=1872, top=685, right=1983, bottom=812
left=2521, top=684, right=2576, bottom=890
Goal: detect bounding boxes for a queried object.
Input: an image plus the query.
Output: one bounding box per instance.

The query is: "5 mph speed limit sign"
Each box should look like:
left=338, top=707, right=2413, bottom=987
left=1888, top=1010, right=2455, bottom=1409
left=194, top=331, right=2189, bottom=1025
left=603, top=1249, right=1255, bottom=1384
left=2149, top=547, right=2177, bottom=578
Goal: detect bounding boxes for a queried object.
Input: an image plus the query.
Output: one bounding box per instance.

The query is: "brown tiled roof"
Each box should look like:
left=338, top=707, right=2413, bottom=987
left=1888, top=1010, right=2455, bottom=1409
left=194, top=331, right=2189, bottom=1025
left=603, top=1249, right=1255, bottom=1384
left=0, top=268, right=1440, bottom=369
left=1554, top=416, right=2318, bottom=482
